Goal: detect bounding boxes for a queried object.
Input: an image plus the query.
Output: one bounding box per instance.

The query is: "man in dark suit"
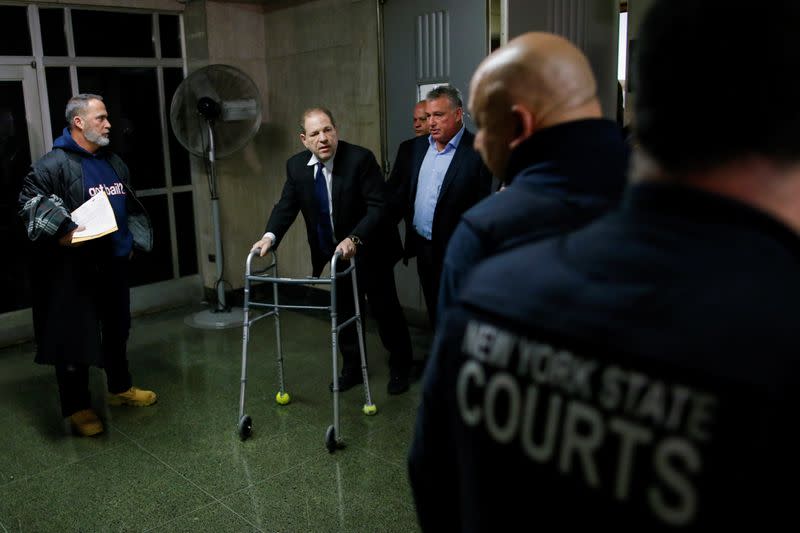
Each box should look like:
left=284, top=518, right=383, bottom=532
left=412, top=100, right=429, bottom=137
left=388, top=86, right=492, bottom=332
left=252, top=107, right=413, bottom=394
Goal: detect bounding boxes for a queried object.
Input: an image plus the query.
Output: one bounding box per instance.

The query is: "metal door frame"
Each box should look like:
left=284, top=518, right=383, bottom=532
left=0, top=64, right=46, bottom=161
left=0, top=63, right=46, bottom=346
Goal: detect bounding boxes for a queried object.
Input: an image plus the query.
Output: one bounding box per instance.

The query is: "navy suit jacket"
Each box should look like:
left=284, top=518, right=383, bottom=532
left=266, top=140, right=386, bottom=277
left=387, top=129, right=492, bottom=265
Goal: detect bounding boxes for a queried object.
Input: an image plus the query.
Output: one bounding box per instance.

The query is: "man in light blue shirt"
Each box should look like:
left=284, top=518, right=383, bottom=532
left=413, top=125, right=466, bottom=240
left=388, top=86, right=492, bottom=344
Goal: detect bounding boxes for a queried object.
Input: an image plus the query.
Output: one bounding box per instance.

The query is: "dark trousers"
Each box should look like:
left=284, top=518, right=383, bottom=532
left=362, top=260, right=413, bottom=376
left=415, top=238, right=440, bottom=330
left=334, top=257, right=413, bottom=377
left=55, top=257, right=132, bottom=417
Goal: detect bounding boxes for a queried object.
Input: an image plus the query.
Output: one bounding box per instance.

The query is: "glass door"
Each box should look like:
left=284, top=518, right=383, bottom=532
left=0, top=64, right=45, bottom=344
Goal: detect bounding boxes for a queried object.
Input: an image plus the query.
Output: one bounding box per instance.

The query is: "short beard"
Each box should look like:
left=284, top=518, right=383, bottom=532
left=85, top=129, right=110, bottom=147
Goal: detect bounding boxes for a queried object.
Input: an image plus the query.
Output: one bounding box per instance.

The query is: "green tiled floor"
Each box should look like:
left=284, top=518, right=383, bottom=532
left=0, top=306, right=430, bottom=532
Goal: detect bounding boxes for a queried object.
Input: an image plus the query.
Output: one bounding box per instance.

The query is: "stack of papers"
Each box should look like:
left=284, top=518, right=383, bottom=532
left=70, top=190, right=118, bottom=243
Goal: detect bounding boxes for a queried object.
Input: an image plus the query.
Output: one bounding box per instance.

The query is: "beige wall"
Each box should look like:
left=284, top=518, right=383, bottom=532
left=186, top=0, right=381, bottom=291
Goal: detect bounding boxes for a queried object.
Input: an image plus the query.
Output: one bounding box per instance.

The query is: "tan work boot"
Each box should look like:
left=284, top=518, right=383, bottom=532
left=69, top=409, right=104, bottom=437
left=108, top=386, right=157, bottom=407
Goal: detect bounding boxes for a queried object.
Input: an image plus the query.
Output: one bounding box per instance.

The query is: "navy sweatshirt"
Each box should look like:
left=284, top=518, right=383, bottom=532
left=54, top=128, right=132, bottom=257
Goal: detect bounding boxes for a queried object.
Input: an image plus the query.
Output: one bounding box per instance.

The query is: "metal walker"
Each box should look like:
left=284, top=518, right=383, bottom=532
left=237, top=250, right=377, bottom=452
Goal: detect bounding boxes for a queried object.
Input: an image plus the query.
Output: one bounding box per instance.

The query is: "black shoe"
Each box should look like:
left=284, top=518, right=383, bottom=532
left=329, top=372, right=363, bottom=392
left=387, top=372, right=410, bottom=395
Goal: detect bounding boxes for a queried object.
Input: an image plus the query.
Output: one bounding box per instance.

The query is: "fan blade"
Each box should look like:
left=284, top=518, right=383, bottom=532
left=190, top=70, right=223, bottom=109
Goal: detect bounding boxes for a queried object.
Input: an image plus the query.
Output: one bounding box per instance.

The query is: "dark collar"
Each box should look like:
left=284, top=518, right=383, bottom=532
left=505, top=119, right=628, bottom=195
left=626, top=181, right=800, bottom=256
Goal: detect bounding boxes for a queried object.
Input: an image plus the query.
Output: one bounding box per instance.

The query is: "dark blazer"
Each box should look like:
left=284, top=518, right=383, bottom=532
left=387, top=129, right=492, bottom=264
left=266, top=140, right=386, bottom=276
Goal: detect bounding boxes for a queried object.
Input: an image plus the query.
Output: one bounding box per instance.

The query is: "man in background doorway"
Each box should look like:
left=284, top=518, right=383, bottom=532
left=387, top=100, right=432, bottom=225
left=389, top=86, right=492, bottom=340
left=412, top=100, right=429, bottom=137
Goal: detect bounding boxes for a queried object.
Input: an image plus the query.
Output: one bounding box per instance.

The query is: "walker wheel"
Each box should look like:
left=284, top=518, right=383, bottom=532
left=275, top=391, right=291, bottom=405
left=238, top=415, right=253, bottom=441
left=362, top=403, right=378, bottom=416
left=325, top=425, right=338, bottom=453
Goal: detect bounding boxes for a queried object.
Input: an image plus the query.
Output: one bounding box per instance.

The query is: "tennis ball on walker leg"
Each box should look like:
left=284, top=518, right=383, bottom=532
left=275, top=391, right=291, bottom=405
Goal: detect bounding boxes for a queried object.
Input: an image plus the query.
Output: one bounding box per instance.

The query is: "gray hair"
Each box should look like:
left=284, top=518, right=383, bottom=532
left=426, top=85, right=463, bottom=109
left=65, top=94, right=103, bottom=129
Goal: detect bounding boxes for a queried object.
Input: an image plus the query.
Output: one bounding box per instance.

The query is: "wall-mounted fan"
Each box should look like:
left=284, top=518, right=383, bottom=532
left=170, top=64, right=262, bottom=328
